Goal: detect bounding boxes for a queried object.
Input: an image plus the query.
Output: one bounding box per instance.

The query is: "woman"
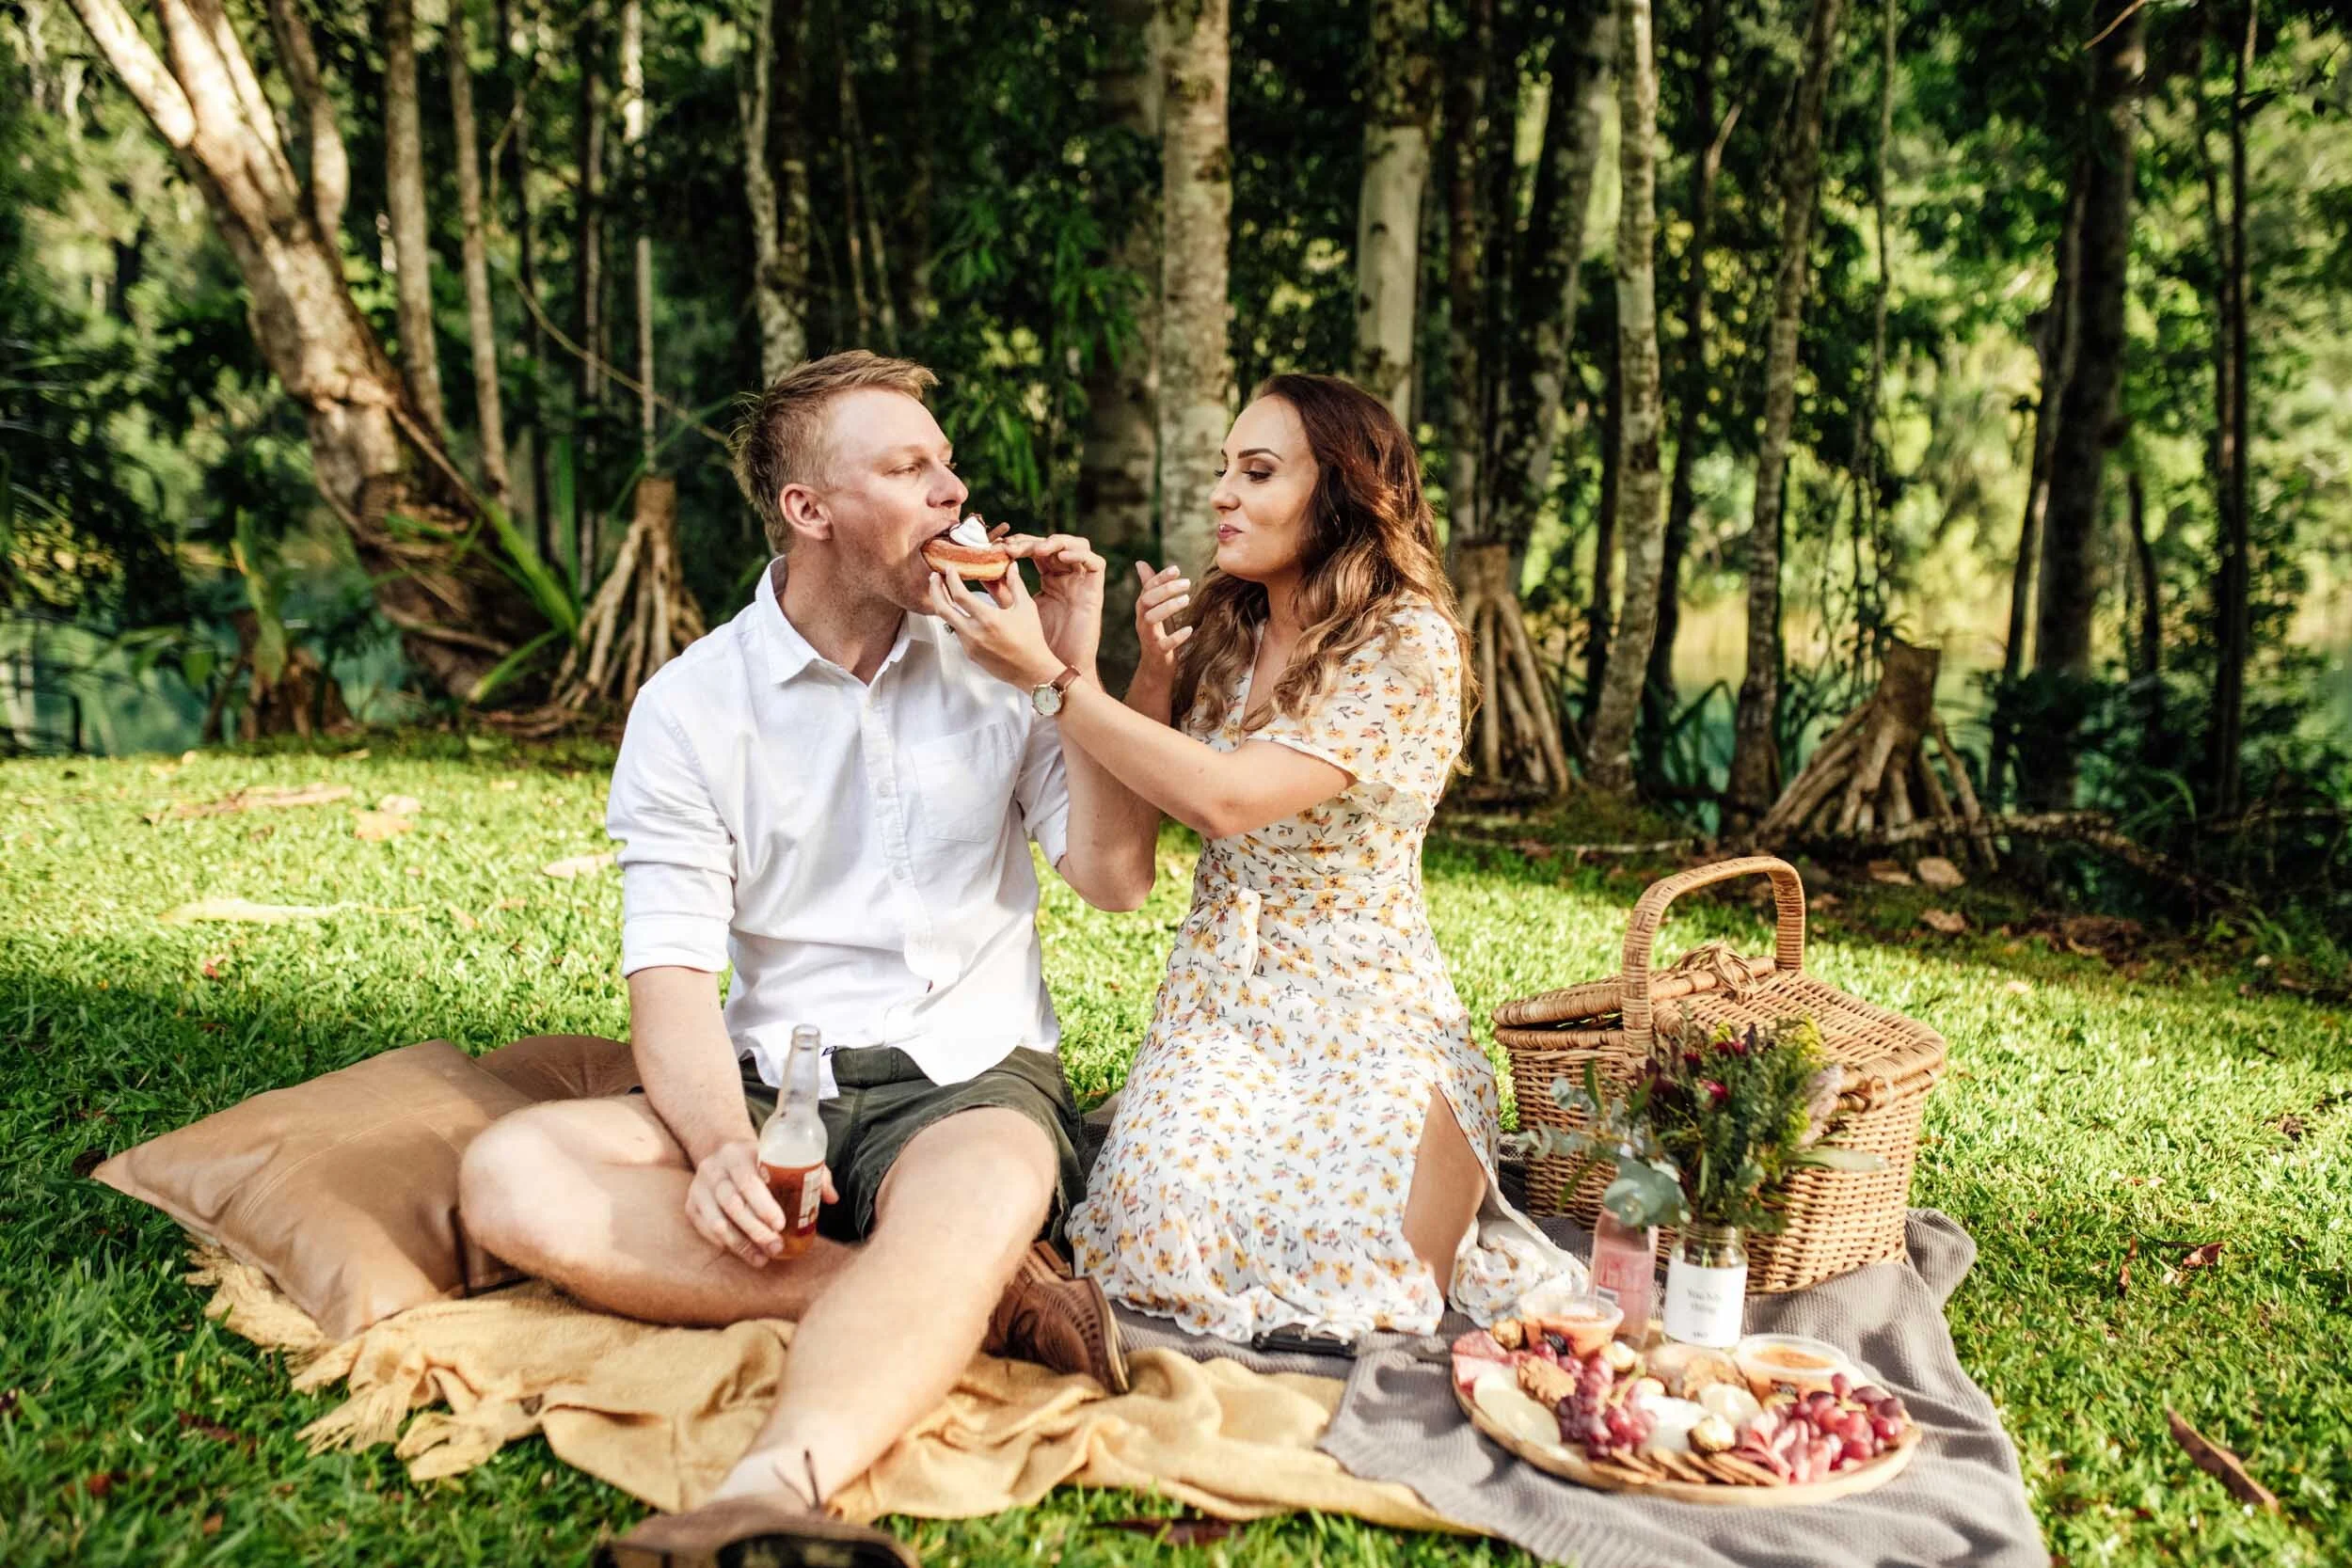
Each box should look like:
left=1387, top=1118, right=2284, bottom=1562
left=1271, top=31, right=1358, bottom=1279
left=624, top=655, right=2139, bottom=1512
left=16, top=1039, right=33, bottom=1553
left=931, top=373, right=1571, bottom=1340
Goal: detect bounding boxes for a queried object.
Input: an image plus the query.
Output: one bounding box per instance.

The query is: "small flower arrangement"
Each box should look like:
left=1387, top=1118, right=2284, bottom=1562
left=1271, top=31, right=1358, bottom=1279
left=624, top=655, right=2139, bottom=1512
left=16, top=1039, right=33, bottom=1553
left=1521, top=1015, right=1883, bottom=1232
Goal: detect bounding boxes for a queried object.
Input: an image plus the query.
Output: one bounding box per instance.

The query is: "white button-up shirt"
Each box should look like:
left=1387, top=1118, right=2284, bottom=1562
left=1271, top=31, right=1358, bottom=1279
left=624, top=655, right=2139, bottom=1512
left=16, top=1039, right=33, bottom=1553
left=606, top=561, right=1073, bottom=1094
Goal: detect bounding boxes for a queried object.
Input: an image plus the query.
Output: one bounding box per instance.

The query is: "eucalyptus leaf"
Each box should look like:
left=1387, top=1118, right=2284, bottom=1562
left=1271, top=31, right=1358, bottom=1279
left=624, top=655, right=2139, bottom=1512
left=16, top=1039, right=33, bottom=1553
left=1791, top=1146, right=1888, bottom=1172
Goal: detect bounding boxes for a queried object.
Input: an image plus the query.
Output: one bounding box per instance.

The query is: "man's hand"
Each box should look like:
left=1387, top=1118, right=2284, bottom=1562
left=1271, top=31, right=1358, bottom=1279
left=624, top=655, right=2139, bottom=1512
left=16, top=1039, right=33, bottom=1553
left=999, top=532, right=1105, bottom=676
left=685, top=1139, right=837, bottom=1268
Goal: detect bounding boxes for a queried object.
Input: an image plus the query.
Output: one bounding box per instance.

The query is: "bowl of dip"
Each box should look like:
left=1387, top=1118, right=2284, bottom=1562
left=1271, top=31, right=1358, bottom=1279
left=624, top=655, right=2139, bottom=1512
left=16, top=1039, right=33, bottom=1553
left=1519, top=1281, right=1624, bottom=1356
left=1733, top=1333, right=1850, bottom=1399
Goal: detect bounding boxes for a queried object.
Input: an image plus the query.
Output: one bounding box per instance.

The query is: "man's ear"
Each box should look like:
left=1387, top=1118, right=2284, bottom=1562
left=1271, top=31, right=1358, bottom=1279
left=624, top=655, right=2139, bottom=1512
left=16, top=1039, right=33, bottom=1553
left=776, top=482, right=830, bottom=546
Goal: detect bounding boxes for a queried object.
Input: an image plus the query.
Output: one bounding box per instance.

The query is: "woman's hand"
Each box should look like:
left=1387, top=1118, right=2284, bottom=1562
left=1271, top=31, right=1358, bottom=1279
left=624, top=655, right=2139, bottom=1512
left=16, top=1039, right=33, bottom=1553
left=928, top=567, right=1066, bottom=690
left=1131, top=562, right=1193, bottom=689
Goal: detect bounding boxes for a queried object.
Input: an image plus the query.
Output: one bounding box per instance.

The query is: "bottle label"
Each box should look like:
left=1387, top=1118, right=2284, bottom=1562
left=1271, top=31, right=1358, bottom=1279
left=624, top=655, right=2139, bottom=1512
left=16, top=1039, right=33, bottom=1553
left=1662, top=1258, right=1747, bottom=1347
left=795, top=1176, right=823, bottom=1230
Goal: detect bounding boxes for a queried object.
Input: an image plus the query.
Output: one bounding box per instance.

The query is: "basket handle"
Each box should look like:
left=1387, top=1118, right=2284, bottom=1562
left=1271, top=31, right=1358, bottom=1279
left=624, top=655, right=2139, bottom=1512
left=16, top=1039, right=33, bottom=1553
left=1621, top=856, right=1806, bottom=1054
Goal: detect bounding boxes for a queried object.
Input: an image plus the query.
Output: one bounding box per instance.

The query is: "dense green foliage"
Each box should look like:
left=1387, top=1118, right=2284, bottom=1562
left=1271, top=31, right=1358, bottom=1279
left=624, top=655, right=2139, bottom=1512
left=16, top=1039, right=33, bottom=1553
left=1, top=743, right=2346, bottom=1564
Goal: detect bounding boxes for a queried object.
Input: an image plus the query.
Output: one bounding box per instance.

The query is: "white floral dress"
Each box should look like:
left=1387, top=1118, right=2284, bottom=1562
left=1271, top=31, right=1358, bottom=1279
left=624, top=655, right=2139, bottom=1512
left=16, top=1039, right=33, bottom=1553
left=1067, top=598, right=1573, bottom=1341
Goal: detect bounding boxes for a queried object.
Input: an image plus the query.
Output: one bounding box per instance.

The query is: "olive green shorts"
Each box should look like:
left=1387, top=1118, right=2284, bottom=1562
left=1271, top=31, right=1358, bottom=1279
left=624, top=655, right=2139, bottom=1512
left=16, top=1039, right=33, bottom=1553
left=739, top=1045, right=1089, bottom=1245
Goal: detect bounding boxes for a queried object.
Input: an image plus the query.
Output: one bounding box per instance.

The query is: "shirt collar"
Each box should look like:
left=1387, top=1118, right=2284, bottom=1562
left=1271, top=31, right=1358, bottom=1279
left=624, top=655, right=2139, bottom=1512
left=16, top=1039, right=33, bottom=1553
left=754, top=558, right=939, bottom=686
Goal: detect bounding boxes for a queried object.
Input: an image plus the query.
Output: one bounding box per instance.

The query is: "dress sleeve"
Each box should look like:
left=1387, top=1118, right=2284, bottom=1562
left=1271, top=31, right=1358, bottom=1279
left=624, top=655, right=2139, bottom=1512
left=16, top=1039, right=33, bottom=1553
left=1253, top=602, right=1463, bottom=816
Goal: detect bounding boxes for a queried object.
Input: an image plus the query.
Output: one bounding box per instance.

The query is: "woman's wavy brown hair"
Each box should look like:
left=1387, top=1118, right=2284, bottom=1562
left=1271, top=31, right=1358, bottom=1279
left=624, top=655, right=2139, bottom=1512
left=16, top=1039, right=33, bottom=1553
left=1168, top=372, right=1478, bottom=738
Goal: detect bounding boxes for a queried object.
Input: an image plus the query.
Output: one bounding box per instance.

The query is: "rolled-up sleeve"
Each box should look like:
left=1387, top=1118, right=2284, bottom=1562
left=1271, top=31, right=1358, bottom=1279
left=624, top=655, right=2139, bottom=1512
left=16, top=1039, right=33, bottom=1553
left=1012, top=709, right=1073, bottom=871
left=608, top=697, right=735, bottom=975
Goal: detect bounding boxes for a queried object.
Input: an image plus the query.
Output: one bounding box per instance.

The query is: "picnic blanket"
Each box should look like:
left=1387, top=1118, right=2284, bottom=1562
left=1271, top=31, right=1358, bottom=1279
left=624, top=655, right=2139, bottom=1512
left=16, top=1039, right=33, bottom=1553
left=1311, top=1210, right=2049, bottom=1568
left=190, top=1209, right=2042, bottom=1566
left=183, top=1242, right=1449, bottom=1531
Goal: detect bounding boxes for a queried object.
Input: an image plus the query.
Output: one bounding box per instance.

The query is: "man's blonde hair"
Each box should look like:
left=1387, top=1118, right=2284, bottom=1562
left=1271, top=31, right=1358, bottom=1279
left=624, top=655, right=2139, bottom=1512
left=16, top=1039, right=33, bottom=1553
left=732, top=351, right=940, bottom=553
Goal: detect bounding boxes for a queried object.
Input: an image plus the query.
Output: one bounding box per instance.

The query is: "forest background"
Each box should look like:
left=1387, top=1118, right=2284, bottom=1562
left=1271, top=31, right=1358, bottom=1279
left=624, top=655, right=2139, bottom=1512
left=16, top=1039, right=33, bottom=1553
left=5, top=0, right=2350, bottom=945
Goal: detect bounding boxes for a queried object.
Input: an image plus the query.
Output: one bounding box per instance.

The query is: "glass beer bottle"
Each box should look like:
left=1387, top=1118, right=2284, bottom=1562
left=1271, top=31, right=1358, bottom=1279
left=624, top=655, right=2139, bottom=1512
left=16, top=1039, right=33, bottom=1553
left=756, top=1024, right=828, bottom=1259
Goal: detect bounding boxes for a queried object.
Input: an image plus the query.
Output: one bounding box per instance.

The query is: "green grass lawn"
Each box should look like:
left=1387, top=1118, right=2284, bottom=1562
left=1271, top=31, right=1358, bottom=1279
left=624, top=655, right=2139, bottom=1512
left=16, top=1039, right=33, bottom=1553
left=2, top=736, right=2345, bottom=1567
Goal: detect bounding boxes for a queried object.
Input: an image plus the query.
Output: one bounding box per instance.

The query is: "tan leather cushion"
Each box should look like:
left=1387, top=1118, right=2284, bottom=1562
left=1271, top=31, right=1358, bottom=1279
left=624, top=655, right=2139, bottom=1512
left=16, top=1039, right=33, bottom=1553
left=477, top=1031, right=640, bottom=1101
left=92, top=1034, right=637, bottom=1340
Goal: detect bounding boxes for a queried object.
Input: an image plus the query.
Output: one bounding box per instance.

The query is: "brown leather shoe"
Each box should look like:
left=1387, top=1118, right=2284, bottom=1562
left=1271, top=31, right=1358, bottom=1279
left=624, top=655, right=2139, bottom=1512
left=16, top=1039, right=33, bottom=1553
left=985, top=1240, right=1129, bottom=1394
left=594, top=1494, right=918, bottom=1568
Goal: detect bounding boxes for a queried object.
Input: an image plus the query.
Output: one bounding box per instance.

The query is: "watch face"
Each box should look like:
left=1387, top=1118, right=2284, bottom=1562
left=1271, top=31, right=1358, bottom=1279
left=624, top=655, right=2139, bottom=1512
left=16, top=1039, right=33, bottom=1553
left=1032, top=683, right=1064, bottom=718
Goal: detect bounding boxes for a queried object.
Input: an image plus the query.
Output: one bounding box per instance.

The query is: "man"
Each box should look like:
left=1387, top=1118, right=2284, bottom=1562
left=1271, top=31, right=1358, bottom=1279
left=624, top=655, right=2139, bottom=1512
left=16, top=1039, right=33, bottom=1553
left=459, top=351, right=1161, bottom=1568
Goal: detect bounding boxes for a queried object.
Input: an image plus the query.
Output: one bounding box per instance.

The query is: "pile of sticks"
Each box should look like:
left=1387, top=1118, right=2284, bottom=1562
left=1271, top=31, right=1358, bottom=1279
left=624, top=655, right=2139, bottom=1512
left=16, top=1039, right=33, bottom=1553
left=513, top=475, right=707, bottom=734
left=1752, top=641, right=1995, bottom=869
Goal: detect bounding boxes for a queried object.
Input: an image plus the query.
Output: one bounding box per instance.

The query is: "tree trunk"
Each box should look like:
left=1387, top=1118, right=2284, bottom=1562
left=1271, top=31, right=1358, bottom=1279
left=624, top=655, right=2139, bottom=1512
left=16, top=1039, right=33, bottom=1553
left=577, top=22, right=606, bottom=408
left=1583, top=329, right=1620, bottom=719
left=1488, top=0, right=1613, bottom=550
left=1353, top=0, right=1436, bottom=426
left=448, top=8, right=510, bottom=505
left=1155, top=0, right=1233, bottom=576
left=66, top=0, right=532, bottom=700
left=902, top=0, right=934, bottom=326
left=2206, top=0, right=2256, bottom=818
left=1990, top=169, right=2084, bottom=800
left=499, top=0, right=550, bottom=553
left=1723, top=0, right=1847, bottom=827
left=1642, top=0, right=1727, bottom=771
left=838, top=45, right=897, bottom=348
left=1581, top=0, right=1665, bottom=795
left=744, top=0, right=812, bottom=383
left=1079, top=0, right=1162, bottom=688
left=574, top=9, right=605, bottom=577
left=1440, top=0, right=1493, bottom=551
left=2125, top=466, right=2164, bottom=759
left=2033, top=0, right=2144, bottom=684
left=384, top=0, right=444, bottom=432
left=836, top=28, right=873, bottom=343
left=622, top=0, right=654, bottom=460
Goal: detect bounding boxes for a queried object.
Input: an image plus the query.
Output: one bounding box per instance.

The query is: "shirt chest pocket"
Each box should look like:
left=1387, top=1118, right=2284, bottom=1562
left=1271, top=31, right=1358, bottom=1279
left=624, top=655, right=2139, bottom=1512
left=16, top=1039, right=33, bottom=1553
left=907, top=719, right=1025, bottom=844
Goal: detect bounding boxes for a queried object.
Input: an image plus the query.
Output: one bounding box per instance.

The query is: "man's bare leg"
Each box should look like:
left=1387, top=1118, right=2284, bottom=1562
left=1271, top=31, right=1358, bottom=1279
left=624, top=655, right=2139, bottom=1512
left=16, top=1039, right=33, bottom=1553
left=707, top=1105, right=1057, bottom=1504
left=459, top=1096, right=855, bottom=1325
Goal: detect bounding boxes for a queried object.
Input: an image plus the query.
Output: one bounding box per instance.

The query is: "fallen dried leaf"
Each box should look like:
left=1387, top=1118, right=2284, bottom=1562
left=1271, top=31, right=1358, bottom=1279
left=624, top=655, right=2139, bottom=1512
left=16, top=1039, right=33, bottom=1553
left=1915, top=855, right=1965, bottom=889
left=445, top=905, right=480, bottom=931
left=78, top=1470, right=123, bottom=1499
left=375, top=794, right=423, bottom=817
left=1867, top=859, right=1914, bottom=886
left=2004, top=979, right=2032, bottom=996
left=2118, top=1235, right=2137, bottom=1299
left=2275, top=1113, right=2305, bottom=1143
left=354, top=811, right=415, bottom=842
left=1511, top=838, right=1558, bottom=863
left=2166, top=1408, right=2279, bottom=1512
left=1092, top=1514, right=1241, bottom=1545
left=199, top=953, right=230, bottom=981
left=1807, top=892, right=1842, bottom=912
left=167, top=782, right=353, bottom=820
left=201, top=1513, right=224, bottom=1536
left=2180, top=1242, right=2223, bottom=1271
left=163, top=896, right=345, bottom=925
left=177, top=1411, right=249, bottom=1448
left=542, top=852, right=616, bottom=879
left=1920, top=909, right=1968, bottom=935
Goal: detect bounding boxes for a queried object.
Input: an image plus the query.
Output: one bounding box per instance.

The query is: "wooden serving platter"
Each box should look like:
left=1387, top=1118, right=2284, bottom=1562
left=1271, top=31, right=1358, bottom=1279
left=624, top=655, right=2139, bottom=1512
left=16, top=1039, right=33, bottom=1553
left=1454, top=1382, right=1919, bottom=1507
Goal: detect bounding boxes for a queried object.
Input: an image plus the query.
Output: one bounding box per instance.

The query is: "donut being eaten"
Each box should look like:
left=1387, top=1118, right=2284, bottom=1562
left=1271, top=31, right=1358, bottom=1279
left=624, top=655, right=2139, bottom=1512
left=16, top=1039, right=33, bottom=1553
left=922, top=515, right=1011, bottom=581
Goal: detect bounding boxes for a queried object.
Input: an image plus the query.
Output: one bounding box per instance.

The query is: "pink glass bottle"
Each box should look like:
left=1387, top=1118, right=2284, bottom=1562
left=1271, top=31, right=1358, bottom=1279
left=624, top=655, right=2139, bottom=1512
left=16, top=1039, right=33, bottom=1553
left=1588, top=1209, right=1659, bottom=1342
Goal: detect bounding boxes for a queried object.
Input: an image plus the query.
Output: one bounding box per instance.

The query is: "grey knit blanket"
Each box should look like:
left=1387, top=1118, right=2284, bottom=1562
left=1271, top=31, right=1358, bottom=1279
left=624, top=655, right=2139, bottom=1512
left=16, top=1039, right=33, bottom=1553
left=1115, top=1210, right=2045, bottom=1568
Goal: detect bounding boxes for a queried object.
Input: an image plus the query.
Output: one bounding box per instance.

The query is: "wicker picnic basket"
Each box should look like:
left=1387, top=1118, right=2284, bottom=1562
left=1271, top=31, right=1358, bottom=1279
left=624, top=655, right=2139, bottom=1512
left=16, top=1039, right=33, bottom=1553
left=1495, top=855, right=1946, bottom=1293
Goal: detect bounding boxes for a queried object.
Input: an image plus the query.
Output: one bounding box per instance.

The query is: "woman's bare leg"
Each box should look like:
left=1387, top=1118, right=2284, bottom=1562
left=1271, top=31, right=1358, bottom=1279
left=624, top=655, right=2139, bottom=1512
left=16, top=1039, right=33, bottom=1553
left=1401, top=1091, right=1487, bottom=1294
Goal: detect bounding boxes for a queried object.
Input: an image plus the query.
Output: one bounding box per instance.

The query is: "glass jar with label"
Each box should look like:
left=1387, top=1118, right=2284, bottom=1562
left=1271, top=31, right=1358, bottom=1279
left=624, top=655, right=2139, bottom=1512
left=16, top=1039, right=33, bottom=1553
left=1661, top=1222, right=1747, bottom=1348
